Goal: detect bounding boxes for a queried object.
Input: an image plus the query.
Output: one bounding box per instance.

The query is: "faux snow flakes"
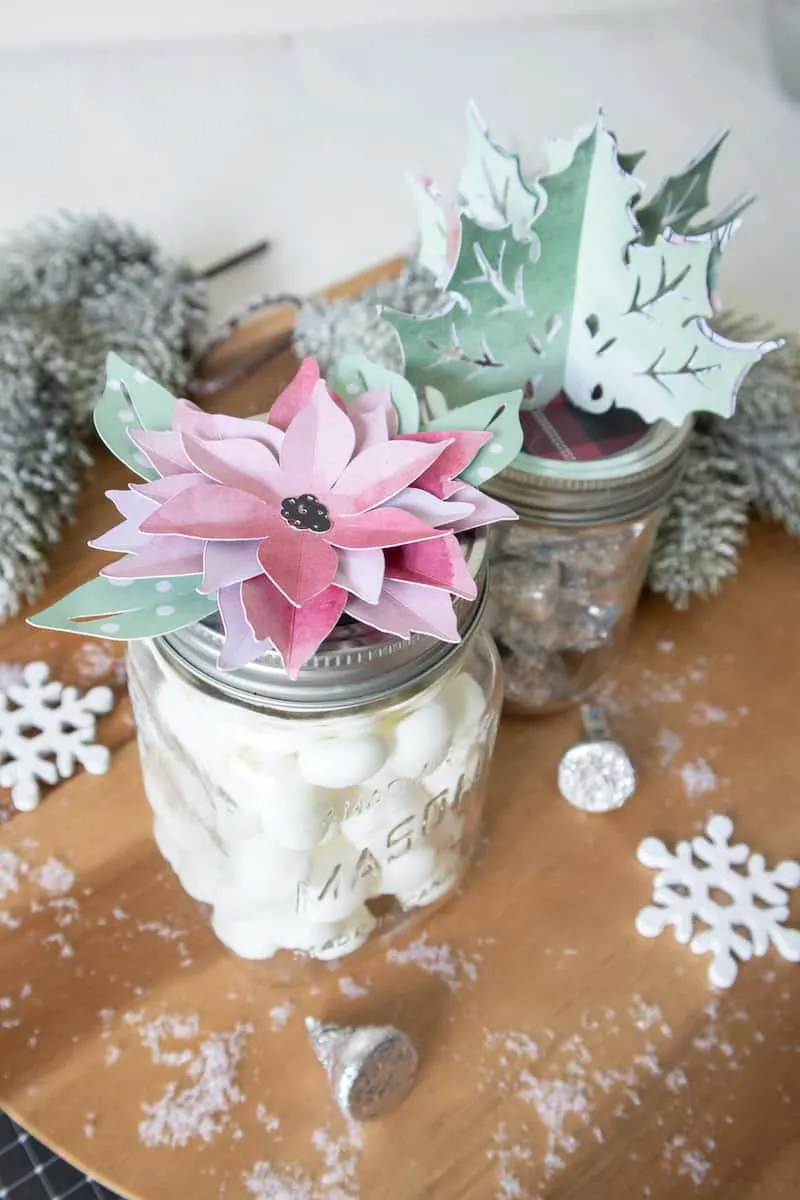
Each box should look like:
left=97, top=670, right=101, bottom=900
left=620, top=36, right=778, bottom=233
left=636, top=814, right=800, bottom=988
left=0, top=662, right=114, bottom=811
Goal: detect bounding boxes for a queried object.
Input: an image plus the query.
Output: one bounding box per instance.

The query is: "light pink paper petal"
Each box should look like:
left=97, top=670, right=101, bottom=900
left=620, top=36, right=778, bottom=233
left=268, top=358, right=322, bottom=432
left=199, top=540, right=263, bottom=595
left=446, top=485, right=518, bottom=533
left=101, top=539, right=205, bottom=579
left=329, top=508, right=444, bottom=551
left=90, top=518, right=152, bottom=554
left=330, top=438, right=449, bottom=516
left=241, top=575, right=347, bottom=679
left=173, top=397, right=283, bottom=453
left=346, top=579, right=460, bottom=643
left=140, top=483, right=278, bottom=541
left=132, top=474, right=215, bottom=504
left=384, top=535, right=477, bottom=600
left=334, top=548, right=385, bottom=604
left=279, top=379, right=355, bottom=494
left=257, top=525, right=339, bottom=606
left=181, top=433, right=283, bottom=504
left=105, top=489, right=157, bottom=522
left=389, top=487, right=474, bottom=528
left=218, top=582, right=269, bottom=669
left=347, top=386, right=395, bottom=451
left=129, top=429, right=193, bottom=477
left=399, top=430, right=491, bottom=499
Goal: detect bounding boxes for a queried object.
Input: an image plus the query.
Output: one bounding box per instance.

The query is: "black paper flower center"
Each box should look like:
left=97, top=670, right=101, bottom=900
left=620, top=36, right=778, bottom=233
left=280, top=493, right=332, bottom=533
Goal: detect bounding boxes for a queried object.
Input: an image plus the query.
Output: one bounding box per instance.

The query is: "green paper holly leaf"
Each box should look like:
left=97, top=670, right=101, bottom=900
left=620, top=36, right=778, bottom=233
left=330, top=353, right=421, bottom=433
left=423, top=391, right=524, bottom=485
left=388, top=120, right=776, bottom=425
left=28, top=574, right=215, bottom=641
left=635, top=132, right=752, bottom=245
left=94, top=354, right=178, bottom=478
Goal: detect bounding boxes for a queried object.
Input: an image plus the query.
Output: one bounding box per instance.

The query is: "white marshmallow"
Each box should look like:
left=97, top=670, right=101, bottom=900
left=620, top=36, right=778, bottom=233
left=442, top=671, right=486, bottom=735
left=379, top=844, right=439, bottom=895
left=256, top=758, right=338, bottom=850
left=341, top=779, right=429, bottom=862
left=298, top=836, right=378, bottom=921
left=389, top=700, right=453, bottom=778
left=312, top=906, right=378, bottom=961
left=228, top=834, right=309, bottom=903
left=396, top=849, right=462, bottom=909
left=212, top=899, right=339, bottom=956
left=215, top=797, right=262, bottom=843
left=298, top=732, right=388, bottom=789
left=211, top=907, right=279, bottom=960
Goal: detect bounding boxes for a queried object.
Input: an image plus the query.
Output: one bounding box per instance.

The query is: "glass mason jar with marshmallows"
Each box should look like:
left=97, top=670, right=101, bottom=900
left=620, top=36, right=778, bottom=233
left=484, top=404, right=692, bottom=715
left=127, top=536, right=501, bottom=969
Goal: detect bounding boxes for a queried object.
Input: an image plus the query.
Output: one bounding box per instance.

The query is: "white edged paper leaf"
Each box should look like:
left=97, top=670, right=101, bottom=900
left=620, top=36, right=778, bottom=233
left=330, top=353, right=421, bottom=433
left=458, top=100, right=543, bottom=237
left=28, top=573, right=215, bottom=640
left=423, top=390, right=524, bottom=483
left=94, top=354, right=177, bottom=479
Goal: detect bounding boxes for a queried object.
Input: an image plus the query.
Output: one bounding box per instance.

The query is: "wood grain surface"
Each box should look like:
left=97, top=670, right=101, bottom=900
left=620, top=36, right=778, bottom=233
left=0, top=265, right=798, bottom=1200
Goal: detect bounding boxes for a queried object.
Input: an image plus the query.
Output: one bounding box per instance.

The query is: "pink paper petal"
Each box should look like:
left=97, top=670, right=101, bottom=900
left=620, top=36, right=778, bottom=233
left=242, top=575, right=347, bottom=678
left=105, top=489, right=157, bottom=522
left=446, top=485, right=518, bottom=533
left=218, top=582, right=269, bottom=669
left=384, top=534, right=477, bottom=600
left=330, top=438, right=449, bottom=516
left=181, top=433, right=283, bottom=504
left=140, top=483, right=278, bottom=541
left=334, top=548, right=385, bottom=604
left=89, top=518, right=152, bottom=554
left=329, top=508, right=444, bottom=551
left=346, top=386, right=395, bottom=451
left=129, top=429, right=193, bottom=477
left=101, top=539, right=205, bottom=579
left=173, top=397, right=283, bottom=453
left=346, top=579, right=460, bottom=643
left=399, top=430, right=491, bottom=499
left=257, top=525, right=339, bottom=606
left=199, top=540, right=263, bottom=595
left=279, top=379, right=355, bottom=495
left=389, top=487, right=474, bottom=528
left=268, top=358, right=322, bottom=431
left=132, top=474, right=216, bottom=504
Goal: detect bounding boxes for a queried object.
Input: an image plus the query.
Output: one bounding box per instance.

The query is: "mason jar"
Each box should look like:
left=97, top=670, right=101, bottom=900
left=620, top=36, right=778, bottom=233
left=126, top=538, right=501, bottom=968
left=484, top=413, right=692, bottom=715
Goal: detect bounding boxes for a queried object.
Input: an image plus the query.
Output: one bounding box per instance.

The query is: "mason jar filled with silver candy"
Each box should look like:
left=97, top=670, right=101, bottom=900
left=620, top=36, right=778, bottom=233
left=126, top=535, right=502, bottom=973
left=484, top=404, right=692, bottom=715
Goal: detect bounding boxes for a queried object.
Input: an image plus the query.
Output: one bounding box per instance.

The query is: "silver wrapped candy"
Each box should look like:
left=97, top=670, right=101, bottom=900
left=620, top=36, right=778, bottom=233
left=305, top=1018, right=419, bottom=1120
left=557, top=704, right=636, bottom=812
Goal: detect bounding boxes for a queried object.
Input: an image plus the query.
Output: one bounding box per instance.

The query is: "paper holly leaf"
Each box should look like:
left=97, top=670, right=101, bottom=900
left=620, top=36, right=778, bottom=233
left=29, top=573, right=216, bottom=640
left=331, top=353, right=420, bottom=433
left=94, top=353, right=177, bottom=479
left=635, top=132, right=752, bottom=245
left=389, top=119, right=777, bottom=424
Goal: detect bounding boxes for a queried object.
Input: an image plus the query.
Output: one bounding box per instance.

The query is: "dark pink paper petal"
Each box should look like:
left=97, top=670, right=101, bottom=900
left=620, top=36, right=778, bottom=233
left=173, top=397, right=283, bottom=453
left=399, top=430, right=491, bottom=499
left=346, top=579, right=460, bottom=643
left=279, top=379, right=355, bottom=495
left=329, top=508, right=444, bottom=550
left=334, top=548, right=385, bottom=604
left=268, top=358, right=322, bottom=432
left=330, top=438, right=449, bottom=516
left=446, top=485, right=517, bottom=533
left=199, top=540, right=263, bottom=595
left=384, top=534, right=477, bottom=600
left=182, top=433, right=283, bottom=503
left=242, top=575, right=347, bottom=678
left=257, top=525, right=339, bottom=606
left=389, top=487, right=474, bottom=528
left=140, top=483, right=278, bottom=541
left=129, top=428, right=193, bottom=477
left=101, top=539, right=205, bottom=579
left=218, top=582, right=269, bottom=669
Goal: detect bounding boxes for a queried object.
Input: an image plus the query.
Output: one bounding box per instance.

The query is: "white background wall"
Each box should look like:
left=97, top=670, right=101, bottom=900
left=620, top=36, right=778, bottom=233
left=0, top=0, right=797, bottom=329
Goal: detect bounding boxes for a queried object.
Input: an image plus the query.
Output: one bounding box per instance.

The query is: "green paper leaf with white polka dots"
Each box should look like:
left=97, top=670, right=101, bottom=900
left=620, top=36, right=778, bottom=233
left=28, top=574, right=215, bottom=640
left=330, top=354, right=421, bottom=434
left=94, top=354, right=177, bottom=479
left=422, top=390, right=523, bottom=485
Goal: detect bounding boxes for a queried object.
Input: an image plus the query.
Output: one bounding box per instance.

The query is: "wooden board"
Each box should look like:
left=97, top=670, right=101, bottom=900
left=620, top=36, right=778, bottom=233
left=0, top=265, right=798, bottom=1200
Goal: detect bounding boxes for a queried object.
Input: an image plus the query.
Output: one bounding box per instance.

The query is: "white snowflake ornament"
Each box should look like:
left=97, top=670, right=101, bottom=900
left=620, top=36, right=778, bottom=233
left=636, top=814, right=800, bottom=988
left=0, top=662, right=114, bottom=811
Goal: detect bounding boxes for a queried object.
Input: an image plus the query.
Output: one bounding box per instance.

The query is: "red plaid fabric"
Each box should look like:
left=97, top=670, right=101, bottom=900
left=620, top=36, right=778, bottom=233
left=520, top=392, right=648, bottom=463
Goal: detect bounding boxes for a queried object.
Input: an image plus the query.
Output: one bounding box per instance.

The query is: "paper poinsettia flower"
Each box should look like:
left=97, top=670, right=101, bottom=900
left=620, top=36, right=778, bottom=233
left=30, top=353, right=520, bottom=677
left=390, top=103, right=779, bottom=426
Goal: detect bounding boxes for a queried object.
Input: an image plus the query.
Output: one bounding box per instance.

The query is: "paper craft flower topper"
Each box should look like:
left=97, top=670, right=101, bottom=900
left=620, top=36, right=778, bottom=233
left=389, top=103, right=780, bottom=426
left=30, top=354, right=521, bottom=676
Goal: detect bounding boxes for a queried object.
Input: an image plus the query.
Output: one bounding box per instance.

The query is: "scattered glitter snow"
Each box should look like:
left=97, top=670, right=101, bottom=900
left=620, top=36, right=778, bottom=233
left=256, top=1103, right=281, bottom=1136
left=244, top=1161, right=313, bottom=1199
left=690, top=703, right=728, bottom=725
left=138, top=1022, right=252, bottom=1148
left=74, top=642, right=127, bottom=686
left=43, top=932, right=74, bottom=958
left=338, top=976, right=369, bottom=999
left=104, top=1044, right=122, bottom=1066
left=83, top=1113, right=96, bottom=1139
left=0, top=848, right=22, bottom=900
left=653, top=728, right=683, bottom=768
left=629, top=995, right=671, bottom=1037
left=312, top=1124, right=361, bottom=1199
left=386, top=932, right=482, bottom=990
left=657, top=640, right=675, bottom=654
left=679, top=758, right=718, bottom=798
left=128, top=1011, right=200, bottom=1067
left=665, top=1067, right=688, bottom=1093
left=31, top=858, right=75, bottom=895
left=269, top=1000, right=295, bottom=1031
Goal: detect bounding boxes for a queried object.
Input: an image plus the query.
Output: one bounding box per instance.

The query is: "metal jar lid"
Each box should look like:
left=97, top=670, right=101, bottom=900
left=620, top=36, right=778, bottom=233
left=485, top=417, right=693, bottom=526
left=153, top=533, right=488, bottom=715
